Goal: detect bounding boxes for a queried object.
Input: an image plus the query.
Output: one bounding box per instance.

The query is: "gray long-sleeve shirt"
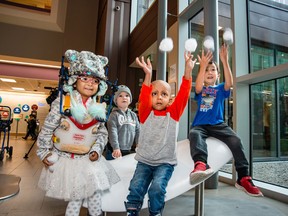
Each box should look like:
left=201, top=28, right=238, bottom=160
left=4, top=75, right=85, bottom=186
left=107, top=107, right=140, bottom=151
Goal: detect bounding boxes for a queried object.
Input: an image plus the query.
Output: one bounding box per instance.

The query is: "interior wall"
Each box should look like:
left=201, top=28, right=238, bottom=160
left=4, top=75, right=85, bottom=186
left=0, top=91, right=50, bottom=136
left=0, top=0, right=99, bottom=64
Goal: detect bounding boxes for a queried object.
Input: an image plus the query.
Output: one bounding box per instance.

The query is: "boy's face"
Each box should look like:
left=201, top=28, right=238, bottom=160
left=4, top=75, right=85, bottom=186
left=116, top=91, right=131, bottom=110
left=204, top=63, right=220, bottom=86
left=151, top=80, right=171, bottom=111
left=75, top=76, right=99, bottom=101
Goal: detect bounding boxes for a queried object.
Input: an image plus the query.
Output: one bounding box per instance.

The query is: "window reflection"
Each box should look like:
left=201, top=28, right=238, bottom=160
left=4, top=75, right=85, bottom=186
left=249, top=0, right=288, bottom=72
left=251, top=81, right=276, bottom=157
left=278, top=77, right=288, bottom=157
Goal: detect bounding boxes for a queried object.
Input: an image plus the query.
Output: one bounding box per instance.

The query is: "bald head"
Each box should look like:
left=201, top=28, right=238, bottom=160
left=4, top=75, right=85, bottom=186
left=152, top=80, right=171, bottom=96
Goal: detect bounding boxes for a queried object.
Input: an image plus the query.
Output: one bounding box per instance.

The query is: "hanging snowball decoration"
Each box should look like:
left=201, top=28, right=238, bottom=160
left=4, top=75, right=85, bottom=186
left=159, top=37, right=174, bottom=53
left=223, top=27, right=234, bottom=45
left=185, top=38, right=198, bottom=53
left=203, top=35, right=215, bottom=53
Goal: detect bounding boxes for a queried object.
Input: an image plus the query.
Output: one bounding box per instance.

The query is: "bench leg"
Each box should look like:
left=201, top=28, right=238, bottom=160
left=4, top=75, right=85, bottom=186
left=194, top=182, right=204, bottom=216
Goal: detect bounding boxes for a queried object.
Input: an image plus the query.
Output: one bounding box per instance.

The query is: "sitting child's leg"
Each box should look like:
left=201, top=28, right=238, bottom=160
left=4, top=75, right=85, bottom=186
left=189, top=127, right=214, bottom=184
left=210, top=124, right=263, bottom=197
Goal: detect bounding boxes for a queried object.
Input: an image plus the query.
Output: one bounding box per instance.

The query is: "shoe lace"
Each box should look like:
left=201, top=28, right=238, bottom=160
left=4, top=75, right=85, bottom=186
left=247, top=179, right=255, bottom=187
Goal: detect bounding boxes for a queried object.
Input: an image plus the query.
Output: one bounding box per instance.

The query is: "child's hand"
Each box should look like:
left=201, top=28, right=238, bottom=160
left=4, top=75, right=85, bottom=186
left=89, top=151, right=99, bottom=161
left=184, top=51, right=197, bottom=75
left=42, top=153, right=53, bottom=167
left=197, top=50, right=213, bottom=68
left=220, top=44, right=229, bottom=64
left=136, top=56, right=152, bottom=76
left=112, top=149, right=122, bottom=158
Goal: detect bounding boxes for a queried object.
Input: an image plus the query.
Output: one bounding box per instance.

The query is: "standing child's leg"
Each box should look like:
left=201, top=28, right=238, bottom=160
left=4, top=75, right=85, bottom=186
left=147, top=164, right=174, bottom=216
left=65, top=200, right=82, bottom=216
left=125, top=162, right=153, bottom=215
left=87, top=191, right=103, bottom=216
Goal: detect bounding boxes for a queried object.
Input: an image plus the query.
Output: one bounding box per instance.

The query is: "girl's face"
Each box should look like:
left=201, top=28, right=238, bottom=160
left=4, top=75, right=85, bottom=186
left=204, top=63, right=220, bottom=87
left=75, top=76, right=100, bottom=101
left=151, top=80, right=171, bottom=111
left=116, top=91, right=131, bottom=111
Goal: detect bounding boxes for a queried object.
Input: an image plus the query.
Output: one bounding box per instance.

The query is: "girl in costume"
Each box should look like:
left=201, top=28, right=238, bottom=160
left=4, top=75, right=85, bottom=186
left=37, top=50, right=120, bottom=216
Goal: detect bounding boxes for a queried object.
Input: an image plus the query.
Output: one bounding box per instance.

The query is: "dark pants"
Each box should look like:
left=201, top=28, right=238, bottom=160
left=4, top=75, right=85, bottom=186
left=189, top=123, right=249, bottom=180
left=24, top=128, right=37, bottom=139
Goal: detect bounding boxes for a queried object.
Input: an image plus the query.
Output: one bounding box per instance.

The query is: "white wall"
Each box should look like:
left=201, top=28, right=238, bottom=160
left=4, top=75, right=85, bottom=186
left=0, top=91, right=50, bottom=136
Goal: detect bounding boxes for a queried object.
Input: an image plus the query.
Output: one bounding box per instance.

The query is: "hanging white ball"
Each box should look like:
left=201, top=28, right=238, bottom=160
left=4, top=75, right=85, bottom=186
left=223, top=28, right=233, bottom=45
left=159, top=37, right=174, bottom=52
left=185, top=38, right=198, bottom=53
left=203, top=35, right=215, bottom=52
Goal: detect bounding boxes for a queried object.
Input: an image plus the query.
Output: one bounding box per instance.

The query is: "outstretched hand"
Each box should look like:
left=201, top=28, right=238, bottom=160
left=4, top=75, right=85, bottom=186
left=220, top=43, right=229, bottom=64
left=197, top=50, right=213, bottom=68
left=136, top=56, right=152, bottom=76
left=185, top=51, right=197, bottom=71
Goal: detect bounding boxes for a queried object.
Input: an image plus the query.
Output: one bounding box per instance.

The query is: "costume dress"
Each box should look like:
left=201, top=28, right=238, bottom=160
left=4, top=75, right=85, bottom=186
left=37, top=91, right=120, bottom=201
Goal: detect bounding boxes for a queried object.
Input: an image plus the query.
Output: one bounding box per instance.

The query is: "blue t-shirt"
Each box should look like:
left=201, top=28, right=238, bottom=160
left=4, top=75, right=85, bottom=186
left=192, top=83, right=230, bottom=127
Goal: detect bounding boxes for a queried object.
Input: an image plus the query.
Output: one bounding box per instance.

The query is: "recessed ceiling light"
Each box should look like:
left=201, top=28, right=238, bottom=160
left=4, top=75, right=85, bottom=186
left=12, top=87, right=25, bottom=91
left=0, top=78, right=16, bottom=83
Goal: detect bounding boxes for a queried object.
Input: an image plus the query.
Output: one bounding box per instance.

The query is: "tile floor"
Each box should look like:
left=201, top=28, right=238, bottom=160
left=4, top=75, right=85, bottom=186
left=0, top=137, right=288, bottom=216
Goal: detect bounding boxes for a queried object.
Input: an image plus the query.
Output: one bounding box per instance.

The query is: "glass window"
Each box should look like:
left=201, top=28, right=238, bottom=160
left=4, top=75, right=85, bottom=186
left=278, top=77, right=288, bottom=157
left=276, top=51, right=288, bottom=65
left=251, top=81, right=277, bottom=158
left=188, top=11, right=204, bottom=127
left=251, top=45, right=274, bottom=72
left=249, top=0, right=288, bottom=72
left=130, top=0, right=155, bottom=32
left=251, top=78, right=288, bottom=188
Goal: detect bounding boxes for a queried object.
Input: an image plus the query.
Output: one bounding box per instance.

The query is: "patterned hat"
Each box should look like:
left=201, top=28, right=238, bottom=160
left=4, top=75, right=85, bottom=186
left=65, top=50, right=108, bottom=80
left=113, top=85, right=132, bottom=105
left=63, top=50, right=108, bottom=96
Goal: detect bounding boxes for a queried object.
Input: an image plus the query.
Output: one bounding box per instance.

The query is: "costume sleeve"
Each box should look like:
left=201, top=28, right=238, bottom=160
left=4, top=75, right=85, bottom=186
left=107, top=112, right=120, bottom=150
left=169, top=77, right=192, bottom=121
left=36, top=97, right=62, bottom=161
left=138, top=84, right=153, bottom=123
left=90, top=122, right=108, bottom=159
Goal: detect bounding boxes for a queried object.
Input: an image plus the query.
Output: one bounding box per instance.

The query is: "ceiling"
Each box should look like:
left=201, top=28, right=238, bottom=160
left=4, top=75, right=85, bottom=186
left=0, top=75, right=58, bottom=95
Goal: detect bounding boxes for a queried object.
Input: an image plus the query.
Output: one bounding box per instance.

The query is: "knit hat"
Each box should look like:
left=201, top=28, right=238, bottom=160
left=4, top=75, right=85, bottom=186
left=113, top=85, right=132, bottom=105
left=63, top=49, right=108, bottom=96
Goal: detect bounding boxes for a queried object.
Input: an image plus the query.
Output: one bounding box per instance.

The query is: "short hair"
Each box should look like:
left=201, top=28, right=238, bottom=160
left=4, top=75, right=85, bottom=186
left=208, top=61, right=220, bottom=73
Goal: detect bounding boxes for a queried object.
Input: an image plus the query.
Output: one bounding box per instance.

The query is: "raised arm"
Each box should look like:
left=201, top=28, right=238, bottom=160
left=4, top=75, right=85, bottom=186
left=136, top=56, right=152, bottom=86
left=184, top=51, right=197, bottom=80
left=220, top=44, right=233, bottom=90
left=195, top=50, right=213, bottom=94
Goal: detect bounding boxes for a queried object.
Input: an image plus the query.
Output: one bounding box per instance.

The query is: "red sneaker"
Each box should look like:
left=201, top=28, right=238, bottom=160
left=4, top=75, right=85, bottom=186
left=190, top=161, right=214, bottom=185
left=235, top=176, right=263, bottom=197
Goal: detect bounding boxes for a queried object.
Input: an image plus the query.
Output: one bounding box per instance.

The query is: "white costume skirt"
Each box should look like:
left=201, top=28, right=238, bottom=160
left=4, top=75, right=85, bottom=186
left=38, top=154, right=120, bottom=201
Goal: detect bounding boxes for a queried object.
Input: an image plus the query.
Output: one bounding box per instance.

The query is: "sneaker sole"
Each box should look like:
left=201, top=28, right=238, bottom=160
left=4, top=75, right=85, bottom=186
left=190, top=168, right=214, bottom=185
left=235, top=183, right=264, bottom=197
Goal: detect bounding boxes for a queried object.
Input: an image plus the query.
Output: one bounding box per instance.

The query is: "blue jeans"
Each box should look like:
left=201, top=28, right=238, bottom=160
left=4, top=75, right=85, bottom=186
left=126, top=162, right=174, bottom=216
left=189, top=123, right=249, bottom=179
